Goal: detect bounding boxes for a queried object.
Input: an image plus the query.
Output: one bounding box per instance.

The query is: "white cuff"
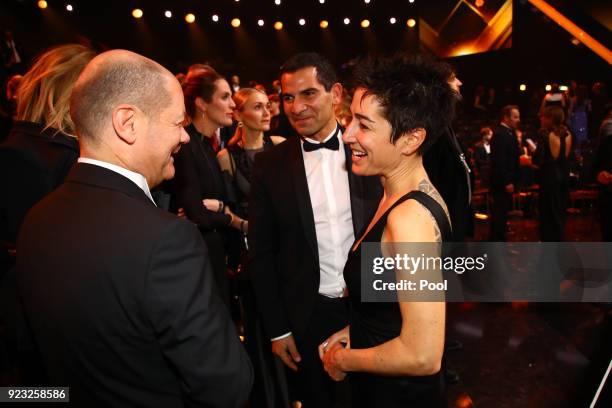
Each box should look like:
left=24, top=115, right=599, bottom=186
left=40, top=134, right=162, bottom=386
left=271, top=332, right=292, bottom=341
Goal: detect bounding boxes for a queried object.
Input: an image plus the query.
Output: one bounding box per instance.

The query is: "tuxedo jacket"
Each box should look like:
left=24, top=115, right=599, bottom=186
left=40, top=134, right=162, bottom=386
left=248, top=135, right=382, bottom=339
left=16, top=163, right=252, bottom=407
left=490, top=124, right=520, bottom=192
left=423, top=127, right=474, bottom=241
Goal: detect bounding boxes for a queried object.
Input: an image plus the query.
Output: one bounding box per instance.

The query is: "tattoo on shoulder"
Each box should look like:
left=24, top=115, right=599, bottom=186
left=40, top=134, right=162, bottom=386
left=417, top=179, right=448, bottom=243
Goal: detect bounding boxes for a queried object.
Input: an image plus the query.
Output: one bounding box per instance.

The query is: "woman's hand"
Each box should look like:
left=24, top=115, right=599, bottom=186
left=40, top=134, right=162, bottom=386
left=319, top=325, right=350, bottom=380
left=319, top=325, right=350, bottom=360
left=322, top=343, right=348, bottom=381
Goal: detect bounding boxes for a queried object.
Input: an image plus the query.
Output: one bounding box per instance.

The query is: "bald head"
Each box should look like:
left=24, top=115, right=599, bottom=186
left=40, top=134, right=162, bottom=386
left=70, top=50, right=174, bottom=143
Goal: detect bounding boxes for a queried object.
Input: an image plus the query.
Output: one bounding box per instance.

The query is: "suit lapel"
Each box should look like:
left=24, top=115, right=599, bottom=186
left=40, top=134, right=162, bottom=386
left=287, top=137, right=319, bottom=263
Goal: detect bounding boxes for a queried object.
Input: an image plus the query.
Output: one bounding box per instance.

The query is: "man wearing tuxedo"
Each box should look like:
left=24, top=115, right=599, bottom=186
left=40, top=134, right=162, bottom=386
left=490, top=105, right=521, bottom=241
left=248, top=53, right=381, bottom=407
left=16, top=50, right=252, bottom=407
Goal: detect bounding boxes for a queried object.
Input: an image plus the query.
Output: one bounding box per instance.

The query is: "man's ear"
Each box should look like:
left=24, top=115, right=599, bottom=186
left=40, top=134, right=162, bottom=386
left=398, top=128, right=426, bottom=156
left=330, top=82, right=343, bottom=106
left=112, top=104, right=138, bottom=145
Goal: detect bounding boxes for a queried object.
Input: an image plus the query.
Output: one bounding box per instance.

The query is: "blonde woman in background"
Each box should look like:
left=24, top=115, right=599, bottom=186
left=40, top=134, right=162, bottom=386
left=216, top=87, right=286, bottom=408
left=1, top=44, right=94, bottom=248
left=0, top=43, right=94, bottom=385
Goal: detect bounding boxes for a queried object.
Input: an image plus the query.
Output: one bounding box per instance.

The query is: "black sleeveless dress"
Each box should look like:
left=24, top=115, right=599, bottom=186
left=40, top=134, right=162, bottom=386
left=535, top=129, right=570, bottom=241
left=344, top=190, right=451, bottom=408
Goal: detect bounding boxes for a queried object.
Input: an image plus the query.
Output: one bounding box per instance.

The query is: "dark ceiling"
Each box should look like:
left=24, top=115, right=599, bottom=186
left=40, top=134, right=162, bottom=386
left=1, top=0, right=610, bottom=87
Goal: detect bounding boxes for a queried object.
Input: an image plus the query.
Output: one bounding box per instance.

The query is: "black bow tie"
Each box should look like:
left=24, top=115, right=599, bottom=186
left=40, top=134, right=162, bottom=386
left=302, top=130, right=340, bottom=152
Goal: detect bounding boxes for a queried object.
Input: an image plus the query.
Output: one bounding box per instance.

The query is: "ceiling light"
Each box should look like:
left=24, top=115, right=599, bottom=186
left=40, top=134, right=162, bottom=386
left=66, top=4, right=73, bottom=12
left=258, top=19, right=265, bottom=26
left=37, top=1, right=47, bottom=9
left=519, top=84, right=527, bottom=91
left=390, top=17, right=397, bottom=24
left=343, top=18, right=350, bottom=25
left=320, top=20, right=329, bottom=28
left=185, top=13, right=196, bottom=24
left=212, top=14, right=219, bottom=22
left=164, top=10, right=172, bottom=18
left=132, top=9, right=143, bottom=19
left=274, top=21, right=283, bottom=30
left=361, top=19, right=370, bottom=28
left=299, top=18, right=306, bottom=26
left=407, top=18, right=416, bottom=27
left=231, top=18, right=241, bottom=28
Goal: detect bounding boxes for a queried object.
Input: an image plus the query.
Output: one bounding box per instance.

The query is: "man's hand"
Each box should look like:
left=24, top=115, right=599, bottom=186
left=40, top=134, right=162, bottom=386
left=272, top=335, right=301, bottom=371
left=203, top=199, right=222, bottom=212
left=505, top=183, right=515, bottom=194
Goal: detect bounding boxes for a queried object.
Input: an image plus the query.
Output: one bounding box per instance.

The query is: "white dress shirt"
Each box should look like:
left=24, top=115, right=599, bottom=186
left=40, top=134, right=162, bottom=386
left=302, top=127, right=354, bottom=298
left=77, top=158, right=156, bottom=206
left=270, top=127, right=355, bottom=342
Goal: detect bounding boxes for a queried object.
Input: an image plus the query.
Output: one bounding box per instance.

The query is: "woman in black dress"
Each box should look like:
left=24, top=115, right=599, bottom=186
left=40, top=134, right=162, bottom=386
left=318, top=55, right=455, bottom=407
left=534, top=106, right=572, bottom=241
left=217, top=87, right=287, bottom=407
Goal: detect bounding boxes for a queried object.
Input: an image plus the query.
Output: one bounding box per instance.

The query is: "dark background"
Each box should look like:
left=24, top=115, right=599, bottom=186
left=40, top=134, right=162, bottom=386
left=1, top=0, right=610, bottom=87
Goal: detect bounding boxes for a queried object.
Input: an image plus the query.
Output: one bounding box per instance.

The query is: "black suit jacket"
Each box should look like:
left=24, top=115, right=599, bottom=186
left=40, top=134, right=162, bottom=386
left=248, top=135, right=382, bottom=339
left=16, top=163, right=252, bottom=407
left=172, top=124, right=231, bottom=228
left=490, top=124, right=520, bottom=191
left=423, top=127, right=474, bottom=241
left=0, top=121, right=79, bottom=246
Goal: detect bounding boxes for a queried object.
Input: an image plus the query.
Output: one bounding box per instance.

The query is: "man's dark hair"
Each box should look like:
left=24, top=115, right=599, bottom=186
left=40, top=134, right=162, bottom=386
left=279, top=52, right=337, bottom=91
left=500, top=105, right=519, bottom=121
left=70, top=57, right=170, bottom=143
left=351, top=53, right=455, bottom=154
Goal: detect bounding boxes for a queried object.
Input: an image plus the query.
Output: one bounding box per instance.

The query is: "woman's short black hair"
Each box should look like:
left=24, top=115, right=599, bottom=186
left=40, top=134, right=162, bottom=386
left=351, top=54, right=456, bottom=154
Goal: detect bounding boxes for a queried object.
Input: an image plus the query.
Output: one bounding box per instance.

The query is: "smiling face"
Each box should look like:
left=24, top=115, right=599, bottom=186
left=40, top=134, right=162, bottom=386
left=234, top=91, right=271, bottom=132
left=343, top=87, right=411, bottom=177
left=281, top=66, right=341, bottom=141
left=140, top=76, right=190, bottom=187
left=202, top=79, right=235, bottom=127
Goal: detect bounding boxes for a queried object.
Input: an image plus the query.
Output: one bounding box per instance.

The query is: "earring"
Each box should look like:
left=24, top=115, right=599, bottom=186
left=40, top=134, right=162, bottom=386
left=238, top=121, right=243, bottom=127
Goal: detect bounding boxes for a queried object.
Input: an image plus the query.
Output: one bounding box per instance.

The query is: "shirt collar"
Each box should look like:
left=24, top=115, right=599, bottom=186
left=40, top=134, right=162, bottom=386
left=77, top=158, right=156, bottom=206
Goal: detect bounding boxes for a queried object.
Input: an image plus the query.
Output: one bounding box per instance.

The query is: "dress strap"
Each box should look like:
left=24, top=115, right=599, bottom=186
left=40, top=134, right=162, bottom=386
left=384, top=191, right=453, bottom=243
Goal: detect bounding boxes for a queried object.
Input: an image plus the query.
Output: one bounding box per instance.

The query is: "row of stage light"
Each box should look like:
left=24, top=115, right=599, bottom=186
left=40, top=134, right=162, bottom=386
left=36, top=0, right=416, bottom=7
left=35, top=2, right=417, bottom=29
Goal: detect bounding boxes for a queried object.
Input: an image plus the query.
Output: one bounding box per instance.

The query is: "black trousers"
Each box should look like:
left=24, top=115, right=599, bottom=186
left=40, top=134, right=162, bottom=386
left=490, top=189, right=511, bottom=241
left=292, top=295, right=350, bottom=408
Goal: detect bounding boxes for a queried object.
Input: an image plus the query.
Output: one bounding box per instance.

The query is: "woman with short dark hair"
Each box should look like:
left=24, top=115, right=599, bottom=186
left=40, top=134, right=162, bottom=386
left=319, top=54, right=455, bottom=407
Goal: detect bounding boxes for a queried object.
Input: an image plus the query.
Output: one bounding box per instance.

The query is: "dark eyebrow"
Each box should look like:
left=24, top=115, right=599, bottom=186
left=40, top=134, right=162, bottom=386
left=300, top=87, right=318, bottom=95
left=354, top=112, right=375, bottom=123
